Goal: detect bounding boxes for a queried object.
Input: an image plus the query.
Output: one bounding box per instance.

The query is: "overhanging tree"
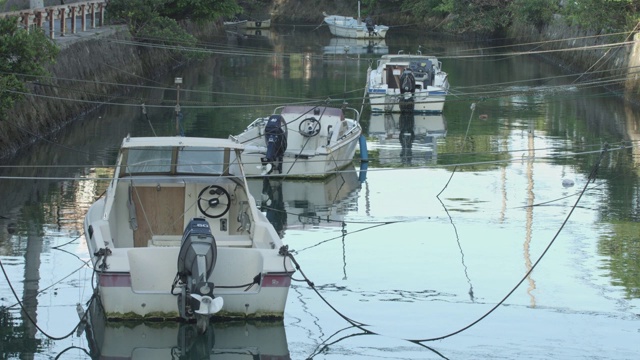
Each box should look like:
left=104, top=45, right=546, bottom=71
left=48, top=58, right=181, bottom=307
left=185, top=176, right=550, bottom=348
left=0, top=16, right=59, bottom=121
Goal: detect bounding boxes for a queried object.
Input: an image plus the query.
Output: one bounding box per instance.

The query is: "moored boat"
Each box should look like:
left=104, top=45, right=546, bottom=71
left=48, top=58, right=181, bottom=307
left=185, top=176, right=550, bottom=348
left=246, top=18, right=270, bottom=29
left=367, top=52, right=450, bottom=113
left=230, top=105, right=362, bottom=178
left=224, top=18, right=270, bottom=29
left=323, top=1, right=388, bottom=39
left=83, top=135, right=295, bottom=333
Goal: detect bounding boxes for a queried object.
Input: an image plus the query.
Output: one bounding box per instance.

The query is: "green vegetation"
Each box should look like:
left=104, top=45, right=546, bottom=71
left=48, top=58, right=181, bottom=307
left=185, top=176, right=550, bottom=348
left=0, top=16, right=59, bottom=121
left=562, top=0, right=640, bottom=33
left=106, top=0, right=242, bottom=60
left=399, top=0, right=638, bottom=35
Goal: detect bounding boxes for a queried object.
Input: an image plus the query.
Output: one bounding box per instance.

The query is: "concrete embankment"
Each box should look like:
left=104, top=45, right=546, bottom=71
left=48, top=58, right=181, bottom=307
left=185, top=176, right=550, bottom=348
left=507, top=20, right=640, bottom=106
left=1, top=26, right=141, bottom=158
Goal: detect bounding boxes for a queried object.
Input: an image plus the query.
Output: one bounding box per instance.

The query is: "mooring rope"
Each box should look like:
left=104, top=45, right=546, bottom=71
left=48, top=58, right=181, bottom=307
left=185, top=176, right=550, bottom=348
left=279, top=143, right=608, bottom=350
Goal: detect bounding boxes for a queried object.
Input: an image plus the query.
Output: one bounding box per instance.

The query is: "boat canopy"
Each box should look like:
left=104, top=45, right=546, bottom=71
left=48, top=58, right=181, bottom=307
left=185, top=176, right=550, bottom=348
left=117, top=136, right=245, bottom=177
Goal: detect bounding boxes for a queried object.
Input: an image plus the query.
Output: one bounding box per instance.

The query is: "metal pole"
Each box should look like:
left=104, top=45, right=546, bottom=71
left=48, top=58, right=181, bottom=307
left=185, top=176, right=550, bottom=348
left=175, top=77, right=182, bottom=135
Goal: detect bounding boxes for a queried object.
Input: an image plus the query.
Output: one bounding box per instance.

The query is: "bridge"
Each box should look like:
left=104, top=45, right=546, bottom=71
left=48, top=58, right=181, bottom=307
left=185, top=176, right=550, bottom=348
left=0, top=1, right=107, bottom=40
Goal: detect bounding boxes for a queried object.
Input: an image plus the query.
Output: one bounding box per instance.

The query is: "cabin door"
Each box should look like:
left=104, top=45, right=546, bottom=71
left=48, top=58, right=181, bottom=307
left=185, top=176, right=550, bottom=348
left=131, top=186, right=185, bottom=247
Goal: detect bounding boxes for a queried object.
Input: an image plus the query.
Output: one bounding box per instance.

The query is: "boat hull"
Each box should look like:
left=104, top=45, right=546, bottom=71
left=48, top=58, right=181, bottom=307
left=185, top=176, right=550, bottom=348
left=367, top=89, right=448, bottom=113
left=241, top=135, right=361, bottom=178
left=367, top=54, right=449, bottom=113
left=231, top=105, right=363, bottom=178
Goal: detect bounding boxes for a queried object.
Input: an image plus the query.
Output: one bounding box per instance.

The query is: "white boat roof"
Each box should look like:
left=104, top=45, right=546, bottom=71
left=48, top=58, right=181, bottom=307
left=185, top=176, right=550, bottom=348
left=119, top=136, right=246, bottom=151
left=379, top=54, right=439, bottom=62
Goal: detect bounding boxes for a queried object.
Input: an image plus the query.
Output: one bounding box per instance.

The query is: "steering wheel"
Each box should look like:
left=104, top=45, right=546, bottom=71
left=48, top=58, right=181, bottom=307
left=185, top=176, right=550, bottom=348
left=198, top=185, right=231, bottom=218
left=299, top=117, right=321, bottom=137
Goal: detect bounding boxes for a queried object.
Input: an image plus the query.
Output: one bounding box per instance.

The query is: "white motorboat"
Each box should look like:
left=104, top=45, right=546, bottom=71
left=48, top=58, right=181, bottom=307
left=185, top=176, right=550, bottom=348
left=230, top=105, right=362, bottom=178
left=83, top=135, right=295, bottom=332
left=245, top=19, right=270, bottom=29
left=367, top=53, right=450, bottom=113
left=247, top=167, right=362, bottom=235
left=323, top=1, right=388, bottom=39
left=224, top=18, right=270, bottom=29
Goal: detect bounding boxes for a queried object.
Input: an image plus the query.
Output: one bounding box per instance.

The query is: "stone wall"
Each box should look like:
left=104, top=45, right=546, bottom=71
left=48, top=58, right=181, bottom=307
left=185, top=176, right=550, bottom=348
left=0, top=23, right=195, bottom=158
left=508, top=17, right=640, bottom=106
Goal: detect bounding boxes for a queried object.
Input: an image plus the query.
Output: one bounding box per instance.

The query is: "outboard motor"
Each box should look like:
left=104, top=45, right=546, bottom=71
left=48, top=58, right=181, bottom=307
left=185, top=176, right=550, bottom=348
left=400, top=68, right=416, bottom=94
left=176, top=218, right=223, bottom=333
left=262, top=115, right=288, bottom=174
left=365, top=16, right=375, bottom=35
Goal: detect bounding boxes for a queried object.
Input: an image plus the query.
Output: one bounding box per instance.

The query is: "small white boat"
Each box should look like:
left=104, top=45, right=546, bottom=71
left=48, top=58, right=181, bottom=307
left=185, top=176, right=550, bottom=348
left=223, top=19, right=248, bottom=28
left=230, top=105, right=362, bottom=178
left=83, top=135, right=294, bottom=332
left=323, top=1, right=388, bottom=39
left=245, top=19, right=270, bottom=29
left=224, top=18, right=270, bottom=29
left=367, top=53, right=450, bottom=113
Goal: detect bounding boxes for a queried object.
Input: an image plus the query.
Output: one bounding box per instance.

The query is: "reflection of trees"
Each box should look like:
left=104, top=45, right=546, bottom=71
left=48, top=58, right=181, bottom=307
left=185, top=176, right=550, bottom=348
left=599, top=223, right=640, bottom=299
left=0, top=307, right=42, bottom=357
left=594, top=149, right=640, bottom=299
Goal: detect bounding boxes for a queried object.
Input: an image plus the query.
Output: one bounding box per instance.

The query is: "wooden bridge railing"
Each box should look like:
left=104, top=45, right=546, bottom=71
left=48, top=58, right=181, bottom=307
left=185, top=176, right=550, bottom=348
left=0, top=1, right=107, bottom=40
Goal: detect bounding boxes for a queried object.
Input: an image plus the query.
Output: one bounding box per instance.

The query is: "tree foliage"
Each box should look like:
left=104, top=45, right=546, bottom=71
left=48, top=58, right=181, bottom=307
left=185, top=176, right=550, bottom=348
left=509, top=0, right=558, bottom=31
left=561, top=0, right=640, bottom=33
left=160, top=0, right=243, bottom=23
left=0, top=16, right=59, bottom=121
left=437, top=0, right=513, bottom=34
left=106, top=0, right=241, bottom=53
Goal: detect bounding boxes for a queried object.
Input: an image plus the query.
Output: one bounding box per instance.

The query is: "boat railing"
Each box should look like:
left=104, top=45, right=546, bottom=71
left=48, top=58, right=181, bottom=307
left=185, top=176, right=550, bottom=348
left=342, top=107, right=361, bottom=123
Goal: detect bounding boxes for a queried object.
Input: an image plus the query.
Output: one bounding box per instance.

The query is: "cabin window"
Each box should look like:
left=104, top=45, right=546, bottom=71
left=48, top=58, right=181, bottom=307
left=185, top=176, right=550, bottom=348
left=125, top=147, right=173, bottom=174
left=177, top=147, right=225, bottom=174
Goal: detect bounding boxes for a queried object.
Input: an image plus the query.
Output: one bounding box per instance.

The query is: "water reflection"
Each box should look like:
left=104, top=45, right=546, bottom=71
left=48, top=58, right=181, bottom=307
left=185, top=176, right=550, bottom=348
left=247, top=168, right=362, bottom=235
left=83, top=298, right=290, bottom=359
left=368, top=112, right=446, bottom=166
left=323, top=38, right=388, bottom=55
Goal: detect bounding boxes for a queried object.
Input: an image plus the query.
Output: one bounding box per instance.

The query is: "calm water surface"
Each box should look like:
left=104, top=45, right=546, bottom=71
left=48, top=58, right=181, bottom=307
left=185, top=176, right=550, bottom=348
left=1, top=24, right=639, bottom=359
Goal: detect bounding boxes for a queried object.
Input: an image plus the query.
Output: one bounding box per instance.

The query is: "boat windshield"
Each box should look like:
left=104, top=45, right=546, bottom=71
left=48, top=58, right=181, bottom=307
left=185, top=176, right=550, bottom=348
left=124, top=146, right=237, bottom=175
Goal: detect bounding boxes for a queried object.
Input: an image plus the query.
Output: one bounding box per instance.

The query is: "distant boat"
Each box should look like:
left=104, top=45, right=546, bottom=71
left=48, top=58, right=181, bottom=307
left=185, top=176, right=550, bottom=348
left=224, top=18, right=270, bottom=29
left=367, top=52, right=450, bottom=113
left=323, top=1, right=388, bottom=39
left=246, top=19, right=270, bottom=29
left=230, top=105, right=362, bottom=178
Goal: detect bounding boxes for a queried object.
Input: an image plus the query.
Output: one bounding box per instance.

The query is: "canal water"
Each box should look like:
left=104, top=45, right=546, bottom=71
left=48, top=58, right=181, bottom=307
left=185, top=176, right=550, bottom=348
left=1, top=24, right=639, bottom=359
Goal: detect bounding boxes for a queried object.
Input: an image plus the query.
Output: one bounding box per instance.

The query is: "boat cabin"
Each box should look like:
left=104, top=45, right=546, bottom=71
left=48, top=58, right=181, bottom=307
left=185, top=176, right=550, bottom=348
left=92, top=137, right=268, bottom=252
